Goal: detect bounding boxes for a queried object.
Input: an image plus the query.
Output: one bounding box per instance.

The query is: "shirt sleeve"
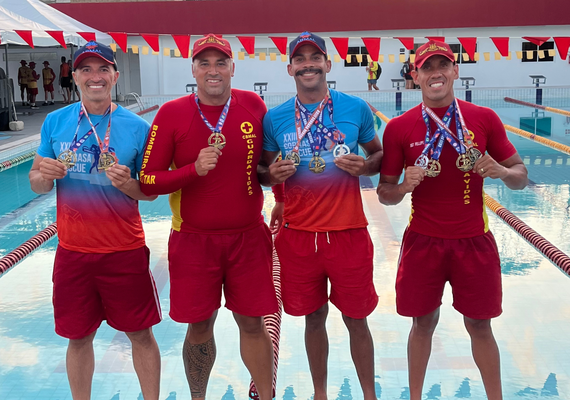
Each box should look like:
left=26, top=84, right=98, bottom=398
left=262, top=111, right=281, bottom=152
left=357, top=99, right=377, bottom=144
left=380, top=119, right=406, bottom=176
left=135, top=121, right=151, bottom=173
left=483, top=108, right=517, bottom=163
left=37, top=117, right=56, bottom=159
left=139, top=104, right=199, bottom=196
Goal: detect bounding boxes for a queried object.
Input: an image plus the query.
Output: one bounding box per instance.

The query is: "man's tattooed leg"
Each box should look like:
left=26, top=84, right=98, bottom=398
left=183, top=336, right=217, bottom=398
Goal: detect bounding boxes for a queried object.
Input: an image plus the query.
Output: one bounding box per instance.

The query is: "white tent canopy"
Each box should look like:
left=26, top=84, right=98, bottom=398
left=0, top=0, right=111, bottom=47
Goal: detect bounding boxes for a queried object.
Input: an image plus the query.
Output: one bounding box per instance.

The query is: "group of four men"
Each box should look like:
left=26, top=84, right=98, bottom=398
left=30, top=32, right=527, bottom=400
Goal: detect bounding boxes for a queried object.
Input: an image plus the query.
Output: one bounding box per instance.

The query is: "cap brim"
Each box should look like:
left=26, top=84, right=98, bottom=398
left=415, top=53, right=455, bottom=69
left=73, top=52, right=115, bottom=69
left=192, top=45, right=233, bottom=60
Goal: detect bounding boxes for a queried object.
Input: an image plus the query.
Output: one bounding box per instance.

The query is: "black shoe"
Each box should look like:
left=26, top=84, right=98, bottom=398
left=43, top=102, right=49, bottom=106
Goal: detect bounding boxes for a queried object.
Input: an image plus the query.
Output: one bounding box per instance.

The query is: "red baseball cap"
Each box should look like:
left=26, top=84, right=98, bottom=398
left=192, top=34, right=233, bottom=60
left=414, top=40, right=455, bottom=69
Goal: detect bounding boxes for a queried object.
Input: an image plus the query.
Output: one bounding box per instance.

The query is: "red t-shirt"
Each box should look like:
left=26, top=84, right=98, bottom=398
left=140, top=89, right=267, bottom=234
left=381, top=99, right=517, bottom=239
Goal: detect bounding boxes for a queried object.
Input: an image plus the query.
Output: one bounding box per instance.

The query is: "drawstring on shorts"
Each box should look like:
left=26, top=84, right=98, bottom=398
left=314, top=232, right=331, bottom=252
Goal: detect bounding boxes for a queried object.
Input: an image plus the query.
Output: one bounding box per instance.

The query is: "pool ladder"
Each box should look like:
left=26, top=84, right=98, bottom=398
left=125, top=92, right=145, bottom=112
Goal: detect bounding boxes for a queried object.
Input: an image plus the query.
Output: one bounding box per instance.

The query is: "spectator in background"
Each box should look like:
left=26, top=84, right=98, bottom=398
left=59, top=56, right=71, bottom=104
left=68, top=60, right=81, bottom=102
left=366, top=60, right=380, bottom=90
left=42, top=61, right=56, bottom=106
left=27, top=62, right=40, bottom=109
left=18, top=60, right=30, bottom=106
left=404, top=50, right=415, bottom=89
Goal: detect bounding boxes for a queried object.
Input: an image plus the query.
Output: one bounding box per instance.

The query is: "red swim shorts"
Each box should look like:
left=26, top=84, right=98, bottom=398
left=52, top=245, right=162, bottom=339
left=168, top=224, right=278, bottom=323
left=275, top=227, right=378, bottom=319
left=396, top=229, right=502, bottom=319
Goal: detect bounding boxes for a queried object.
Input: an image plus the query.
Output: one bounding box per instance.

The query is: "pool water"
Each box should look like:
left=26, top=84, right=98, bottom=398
left=1, top=95, right=569, bottom=400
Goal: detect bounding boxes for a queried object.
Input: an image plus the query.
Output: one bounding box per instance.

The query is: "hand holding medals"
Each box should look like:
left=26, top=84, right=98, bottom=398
left=400, top=166, right=426, bottom=194
left=333, top=154, right=367, bottom=177
left=39, top=156, right=67, bottom=181
left=195, top=146, right=222, bottom=176
left=105, top=163, right=133, bottom=189
left=472, top=154, right=509, bottom=180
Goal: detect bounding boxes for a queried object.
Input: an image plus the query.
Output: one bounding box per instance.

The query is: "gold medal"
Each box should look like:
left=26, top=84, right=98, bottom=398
left=284, top=151, right=301, bottom=166
left=98, top=153, right=117, bottom=170
left=456, top=154, right=473, bottom=172
left=57, top=150, right=77, bottom=169
left=308, top=155, right=326, bottom=173
left=208, top=132, right=226, bottom=149
left=467, top=147, right=482, bottom=164
left=425, top=159, right=441, bottom=177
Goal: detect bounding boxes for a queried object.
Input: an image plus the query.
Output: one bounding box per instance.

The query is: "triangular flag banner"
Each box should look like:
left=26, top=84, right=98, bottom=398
left=172, top=35, right=190, bottom=58
left=237, top=36, right=255, bottom=55
left=462, top=53, right=469, bottom=62
left=174, top=49, right=181, bottom=57
left=131, top=45, right=139, bottom=54
left=553, top=37, right=570, bottom=60
left=142, top=46, right=149, bottom=55
left=108, top=32, right=127, bottom=52
left=378, top=54, right=384, bottom=63
left=362, top=37, right=381, bottom=62
left=356, top=54, right=363, bottom=63
left=259, top=52, right=266, bottom=61
left=331, top=37, right=349, bottom=60
left=270, top=53, right=277, bottom=61
left=238, top=52, right=245, bottom=60
left=396, top=37, right=414, bottom=50
left=110, top=43, right=117, bottom=52
left=346, top=54, right=352, bottom=63
left=152, top=51, right=159, bottom=56
left=334, top=54, right=341, bottom=63
left=141, top=34, right=160, bottom=52
left=388, top=54, right=395, bottom=63
left=399, top=54, right=405, bottom=63
left=426, top=36, right=445, bottom=42
left=280, top=54, right=287, bottom=62
left=46, top=31, right=66, bottom=48
left=15, top=30, right=34, bottom=48
left=483, top=52, right=490, bottom=61
left=454, top=53, right=459, bottom=62
left=458, top=37, right=477, bottom=61
left=78, top=32, right=96, bottom=43
left=367, top=55, right=372, bottom=63
left=548, top=49, right=556, bottom=57
left=163, top=47, right=170, bottom=56
left=494, top=52, right=501, bottom=60
left=526, top=50, right=533, bottom=59
left=249, top=53, right=255, bottom=59
left=490, top=37, right=509, bottom=57
left=538, top=50, right=545, bottom=59
left=269, top=37, right=288, bottom=55
left=327, top=54, right=331, bottom=61
left=515, top=51, right=522, bottom=59
left=409, top=54, right=415, bottom=63
left=523, top=37, right=550, bottom=47
left=474, top=53, right=480, bottom=61
left=506, top=52, right=512, bottom=60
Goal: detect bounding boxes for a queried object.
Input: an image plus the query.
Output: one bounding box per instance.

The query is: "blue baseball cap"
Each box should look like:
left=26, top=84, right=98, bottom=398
left=289, top=32, right=327, bottom=60
left=73, top=41, right=117, bottom=70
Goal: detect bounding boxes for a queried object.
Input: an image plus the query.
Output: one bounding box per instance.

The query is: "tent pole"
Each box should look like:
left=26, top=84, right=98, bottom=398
left=70, top=44, right=75, bottom=102
left=5, top=43, right=13, bottom=122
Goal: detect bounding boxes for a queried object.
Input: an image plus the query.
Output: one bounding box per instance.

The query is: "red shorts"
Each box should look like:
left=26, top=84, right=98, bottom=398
left=275, top=227, right=378, bottom=319
left=168, top=224, right=278, bottom=323
left=44, top=84, right=54, bottom=92
left=52, top=245, right=162, bottom=339
left=27, top=87, right=38, bottom=96
left=396, top=230, right=502, bottom=319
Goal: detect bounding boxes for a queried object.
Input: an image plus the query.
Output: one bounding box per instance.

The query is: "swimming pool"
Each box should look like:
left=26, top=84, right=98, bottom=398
left=1, top=92, right=569, bottom=400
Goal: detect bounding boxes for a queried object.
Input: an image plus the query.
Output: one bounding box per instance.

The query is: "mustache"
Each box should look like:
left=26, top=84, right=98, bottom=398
left=296, top=68, right=323, bottom=76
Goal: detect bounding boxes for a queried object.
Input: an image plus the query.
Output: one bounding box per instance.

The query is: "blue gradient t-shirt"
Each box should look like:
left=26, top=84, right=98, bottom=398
left=263, top=89, right=376, bottom=232
left=37, top=103, right=150, bottom=253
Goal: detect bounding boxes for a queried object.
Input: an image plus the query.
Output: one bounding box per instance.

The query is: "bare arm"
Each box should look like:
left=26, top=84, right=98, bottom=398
left=29, top=154, right=65, bottom=194
left=473, top=153, right=528, bottom=190
left=333, top=135, right=383, bottom=177
left=377, top=166, right=426, bottom=206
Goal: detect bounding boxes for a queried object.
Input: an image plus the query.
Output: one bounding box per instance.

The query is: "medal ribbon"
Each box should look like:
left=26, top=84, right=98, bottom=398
left=298, top=96, right=346, bottom=151
left=81, top=103, right=113, bottom=154
left=421, top=103, right=461, bottom=161
left=454, top=100, right=475, bottom=149
left=293, top=95, right=328, bottom=153
left=195, top=95, right=231, bottom=135
left=68, top=104, right=111, bottom=153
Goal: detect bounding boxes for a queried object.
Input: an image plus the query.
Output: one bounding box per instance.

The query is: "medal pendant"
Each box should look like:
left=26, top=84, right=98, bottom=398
left=467, top=147, right=482, bottom=163
left=414, top=154, right=429, bottom=170
left=284, top=152, right=301, bottom=166
left=208, top=132, right=226, bottom=150
left=98, top=153, right=117, bottom=170
left=308, top=156, right=326, bottom=173
left=456, top=154, right=473, bottom=172
left=425, top=159, right=441, bottom=178
left=333, top=143, right=351, bottom=158
left=57, top=149, right=77, bottom=169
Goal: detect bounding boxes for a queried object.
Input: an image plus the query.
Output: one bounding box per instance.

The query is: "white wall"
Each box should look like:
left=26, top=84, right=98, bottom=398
left=135, top=25, right=570, bottom=97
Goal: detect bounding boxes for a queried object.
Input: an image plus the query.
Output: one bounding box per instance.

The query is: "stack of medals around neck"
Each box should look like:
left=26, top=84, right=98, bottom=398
left=285, top=94, right=349, bottom=174
left=415, top=99, right=482, bottom=178
left=196, top=94, right=230, bottom=151
left=57, top=103, right=115, bottom=170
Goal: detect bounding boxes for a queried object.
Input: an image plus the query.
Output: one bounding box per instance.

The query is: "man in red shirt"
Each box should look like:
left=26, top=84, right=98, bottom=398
left=139, top=34, right=277, bottom=400
left=42, top=61, right=56, bottom=105
left=378, top=40, right=528, bottom=400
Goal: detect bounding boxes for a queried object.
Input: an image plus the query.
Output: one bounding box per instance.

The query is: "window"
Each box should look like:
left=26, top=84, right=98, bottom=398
left=449, top=44, right=477, bottom=64
left=344, top=46, right=369, bottom=67
left=522, top=41, right=554, bottom=62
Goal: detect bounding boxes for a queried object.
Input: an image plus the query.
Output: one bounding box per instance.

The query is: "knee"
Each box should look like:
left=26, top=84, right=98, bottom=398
left=125, top=328, right=155, bottom=346
left=342, top=314, right=368, bottom=333
left=69, top=331, right=96, bottom=349
left=235, top=315, right=265, bottom=335
left=464, top=318, right=493, bottom=338
left=305, top=305, right=328, bottom=331
left=412, top=313, right=439, bottom=336
left=189, top=318, right=215, bottom=337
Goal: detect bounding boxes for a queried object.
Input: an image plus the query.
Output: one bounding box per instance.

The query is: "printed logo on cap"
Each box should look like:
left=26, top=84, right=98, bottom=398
left=418, top=42, right=451, bottom=57
left=84, top=41, right=102, bottom=54
left=198, top=36, right=226, bottom=47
